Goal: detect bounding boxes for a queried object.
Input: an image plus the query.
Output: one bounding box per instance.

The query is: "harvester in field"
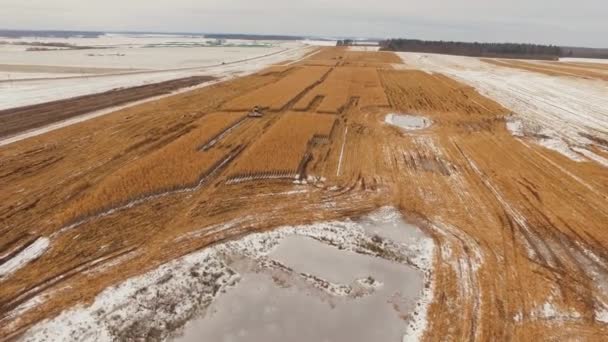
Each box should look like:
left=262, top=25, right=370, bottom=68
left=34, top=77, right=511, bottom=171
left=248, top=105, right=264, bottom=118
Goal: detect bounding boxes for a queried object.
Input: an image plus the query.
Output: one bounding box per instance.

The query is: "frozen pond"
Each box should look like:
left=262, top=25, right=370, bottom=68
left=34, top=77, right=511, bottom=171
left=21, top=208, right=434, bottom=342
left=174, top=210, right=427, bottom=342
left=385, top=113, right=431, bottom=130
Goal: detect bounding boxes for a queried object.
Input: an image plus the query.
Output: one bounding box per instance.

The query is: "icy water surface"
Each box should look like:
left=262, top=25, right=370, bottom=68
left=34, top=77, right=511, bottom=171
left=386, top=113, right=431, bottom=130
left=174, top=212, right=426, bottom=342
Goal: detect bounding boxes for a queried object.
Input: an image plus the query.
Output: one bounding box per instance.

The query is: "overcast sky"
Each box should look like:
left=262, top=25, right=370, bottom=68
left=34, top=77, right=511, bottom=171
left=2, top=0, right=606, bottom=47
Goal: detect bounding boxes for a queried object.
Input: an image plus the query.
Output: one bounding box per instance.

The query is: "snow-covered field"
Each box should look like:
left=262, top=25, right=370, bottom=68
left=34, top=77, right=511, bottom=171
left=20, top=208, right=435, bottom=342
left=0, top=33, right=314, bottom=110
left=399, top=53, right=608, bottom=165
left=0, top=45, right=311, bottom=110
left=0, top=33, right=279, bottom=71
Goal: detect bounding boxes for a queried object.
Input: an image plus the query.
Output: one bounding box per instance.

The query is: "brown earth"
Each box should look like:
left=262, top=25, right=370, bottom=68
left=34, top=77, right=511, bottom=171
left=0, top=76, right=215, bottom=139
left=1, top=47, right=607, bottom=341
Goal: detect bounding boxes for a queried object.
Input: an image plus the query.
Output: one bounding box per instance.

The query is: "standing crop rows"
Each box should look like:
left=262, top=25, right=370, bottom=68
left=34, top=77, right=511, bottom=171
left=222, top=66, right=330, bottom=111
left=62, top=112, right=247, bottom=222
left=228, top=112, right=337, bottom=182
left=379, top=69, right=507, bottom=120
left=294, top=67, right=389, bottom=113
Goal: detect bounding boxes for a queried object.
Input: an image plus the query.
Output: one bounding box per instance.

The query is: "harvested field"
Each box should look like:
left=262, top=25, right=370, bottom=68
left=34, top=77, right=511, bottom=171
left=0, top=76, right=215, bottom=139
left=222, top=66, right=330, bottom=111
left=1, top=47, right=608, bottom=342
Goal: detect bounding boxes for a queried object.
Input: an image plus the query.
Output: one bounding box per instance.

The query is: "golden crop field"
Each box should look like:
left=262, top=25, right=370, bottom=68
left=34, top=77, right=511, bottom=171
left=379, top=69, right=506, bottom=120
left=222, top=66, right=330, bottom=111
left=59, top=112, right=247, bottom=223
left=294, top=67, right=388, bottom=113
left=228, top=112, right=337, bottom=179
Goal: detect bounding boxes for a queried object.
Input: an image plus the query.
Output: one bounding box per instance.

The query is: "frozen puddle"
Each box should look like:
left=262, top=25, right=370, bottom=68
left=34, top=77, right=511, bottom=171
left=21, top=208, right=434, bottom=342
left=385, top=113, right=431, bottom=131
left=177, top=236, right=422, bottom=342
left=175, top=208, right=429, bottom=342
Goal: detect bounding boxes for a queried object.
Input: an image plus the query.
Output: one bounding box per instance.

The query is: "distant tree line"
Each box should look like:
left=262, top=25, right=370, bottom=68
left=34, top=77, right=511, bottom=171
left=336, top=39, right=354, bottom=46
left=560, top=46, right=608, bottom=59
left=0, top=30, right=103, bottom=39
left=380, top=39, right=563, bottom=60
left=204, top=33, right=303, bottom=41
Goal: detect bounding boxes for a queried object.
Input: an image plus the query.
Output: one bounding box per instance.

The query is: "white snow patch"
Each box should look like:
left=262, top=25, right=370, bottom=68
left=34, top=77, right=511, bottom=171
left=336, top=127, right=348, bottom=176
left=0, top=237, right=50, bottom=280
left=537, top=136, right=586, bottom=161
left=385, top=113, right=431, bottom=131
left=348, top=46, right=380, bottom=52
left=572, top=147, right=608, bottom=167
left=596, top=306, right=608, bottom=323
left=506, top=117, right=525, bottom=137
left=531, top=298, right=582, bottom=321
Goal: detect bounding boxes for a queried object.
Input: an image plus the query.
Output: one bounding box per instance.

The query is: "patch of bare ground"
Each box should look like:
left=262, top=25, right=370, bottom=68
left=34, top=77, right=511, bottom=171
left=0, top=76, right=215, bottom=139
left=1, top=47, right=607, bottom=341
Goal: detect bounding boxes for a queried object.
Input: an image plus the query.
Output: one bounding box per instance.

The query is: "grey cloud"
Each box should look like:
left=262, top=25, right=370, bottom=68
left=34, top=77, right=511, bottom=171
left=1, top=0, right=606, bottom=47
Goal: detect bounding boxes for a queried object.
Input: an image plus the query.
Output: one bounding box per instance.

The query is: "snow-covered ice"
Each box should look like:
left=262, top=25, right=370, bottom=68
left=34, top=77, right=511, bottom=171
left=386, top=113, right=432, bottom=131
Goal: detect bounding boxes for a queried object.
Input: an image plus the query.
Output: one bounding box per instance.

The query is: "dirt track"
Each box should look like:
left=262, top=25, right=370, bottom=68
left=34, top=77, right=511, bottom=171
left=0, top=76, right=215, bottom=139
left=1, top=48, right=607, bottom=340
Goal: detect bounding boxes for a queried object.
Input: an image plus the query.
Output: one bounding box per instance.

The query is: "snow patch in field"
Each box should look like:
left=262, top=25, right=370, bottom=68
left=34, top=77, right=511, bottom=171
left=596, top=306, right=608, bottom=323
left=386, top=113, right=431, bottom=131
left=0, top=237, right=49, bottom=279
left=348, top=46, right=380, bottom=52
left=537, top=136, right=586, bottom=161
left=531, top=297, right=582, bottom=322
left=506, top=117, right=525, bottom=137
left=572, top=147, right=608, bottom=167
